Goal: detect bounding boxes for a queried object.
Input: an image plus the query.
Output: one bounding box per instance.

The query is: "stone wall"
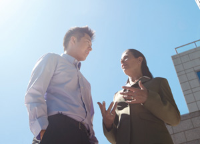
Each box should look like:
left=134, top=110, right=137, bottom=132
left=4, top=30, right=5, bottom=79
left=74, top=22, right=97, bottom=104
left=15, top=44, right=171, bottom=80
left=172, top=46, right=200, bottom=113
left=166, top=111, right=200, bottom=144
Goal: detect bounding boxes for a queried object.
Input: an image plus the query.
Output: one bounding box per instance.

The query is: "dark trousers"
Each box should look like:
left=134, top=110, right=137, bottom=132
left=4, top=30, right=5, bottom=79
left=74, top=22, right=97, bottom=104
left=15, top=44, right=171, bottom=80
left=32, top=114, right=90, bottom=144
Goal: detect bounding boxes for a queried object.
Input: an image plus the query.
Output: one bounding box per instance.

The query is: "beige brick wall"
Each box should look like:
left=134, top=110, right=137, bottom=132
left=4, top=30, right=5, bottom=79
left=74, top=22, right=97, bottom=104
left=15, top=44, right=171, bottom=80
left=172, top=46, right=200, bottom=113
left=166, top=111, right=200, bottom=144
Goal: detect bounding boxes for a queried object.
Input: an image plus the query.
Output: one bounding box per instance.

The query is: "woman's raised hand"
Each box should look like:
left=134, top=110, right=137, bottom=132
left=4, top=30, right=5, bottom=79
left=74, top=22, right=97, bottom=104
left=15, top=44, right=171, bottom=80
left=97, top=101, right=118, bottom=130
left=120, top=81, right=148, bottom=104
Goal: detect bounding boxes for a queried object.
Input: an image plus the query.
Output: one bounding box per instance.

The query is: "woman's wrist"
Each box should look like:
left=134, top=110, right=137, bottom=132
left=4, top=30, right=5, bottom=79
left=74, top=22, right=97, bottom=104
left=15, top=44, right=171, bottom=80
left=104, top=122, right=113, bottom=131
left=103, top=120, right=113, bottom=130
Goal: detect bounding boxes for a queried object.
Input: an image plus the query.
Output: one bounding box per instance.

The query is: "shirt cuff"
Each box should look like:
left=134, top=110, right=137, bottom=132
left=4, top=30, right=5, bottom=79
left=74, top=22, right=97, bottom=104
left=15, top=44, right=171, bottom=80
left=36, top=133, right=40, bottom=140
left=30, top=116, right=49, bottom=137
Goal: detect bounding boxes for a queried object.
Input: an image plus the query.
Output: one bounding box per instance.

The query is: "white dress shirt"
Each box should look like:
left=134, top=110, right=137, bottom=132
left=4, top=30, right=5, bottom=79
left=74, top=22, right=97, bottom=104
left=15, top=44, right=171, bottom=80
left=25, top=53, right=98, bottom=144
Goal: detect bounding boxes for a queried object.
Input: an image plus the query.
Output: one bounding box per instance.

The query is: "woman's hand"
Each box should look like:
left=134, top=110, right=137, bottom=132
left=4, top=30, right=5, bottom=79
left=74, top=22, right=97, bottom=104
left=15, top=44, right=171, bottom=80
left=120, top=81, right=148, bottom=104
left=97, top=101, right=118, bottom=130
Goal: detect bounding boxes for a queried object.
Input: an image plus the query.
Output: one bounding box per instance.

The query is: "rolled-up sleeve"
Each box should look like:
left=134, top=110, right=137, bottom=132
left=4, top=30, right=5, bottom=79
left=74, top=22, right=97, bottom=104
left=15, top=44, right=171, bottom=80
left=25, top=53, right=57, bottom=137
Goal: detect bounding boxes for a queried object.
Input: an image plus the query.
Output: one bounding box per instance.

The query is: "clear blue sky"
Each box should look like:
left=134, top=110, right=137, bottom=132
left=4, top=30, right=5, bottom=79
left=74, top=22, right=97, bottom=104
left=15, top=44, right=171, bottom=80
left=0, top=0, right=200, bottom=144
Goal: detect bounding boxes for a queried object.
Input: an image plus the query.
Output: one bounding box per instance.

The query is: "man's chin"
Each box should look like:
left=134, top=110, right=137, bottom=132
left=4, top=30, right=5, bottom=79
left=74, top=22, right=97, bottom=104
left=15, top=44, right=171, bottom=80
left=80, top=57, right=87, bottom=61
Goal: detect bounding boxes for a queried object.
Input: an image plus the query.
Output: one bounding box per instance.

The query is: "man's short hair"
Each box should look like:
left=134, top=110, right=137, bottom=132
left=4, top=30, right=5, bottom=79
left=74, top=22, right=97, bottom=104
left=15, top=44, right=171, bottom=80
left=63, top=26, right=95, bottom=51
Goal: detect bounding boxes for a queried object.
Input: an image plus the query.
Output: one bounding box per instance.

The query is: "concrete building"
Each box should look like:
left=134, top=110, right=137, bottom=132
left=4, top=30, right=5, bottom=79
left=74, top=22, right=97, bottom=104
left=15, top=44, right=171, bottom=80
left=168, top=39, right=200, bottom=144
left=172, top=40, right=200, bottom=113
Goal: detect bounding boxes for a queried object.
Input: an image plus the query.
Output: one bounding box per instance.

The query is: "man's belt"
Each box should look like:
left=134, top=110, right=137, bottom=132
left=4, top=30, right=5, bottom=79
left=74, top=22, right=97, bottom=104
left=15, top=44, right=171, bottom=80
left=55, top=113, right=90, bottom=137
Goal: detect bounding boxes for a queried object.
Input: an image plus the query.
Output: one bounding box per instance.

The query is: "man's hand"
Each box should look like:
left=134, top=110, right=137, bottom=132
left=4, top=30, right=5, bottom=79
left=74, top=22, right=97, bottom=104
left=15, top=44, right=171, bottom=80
left=97, top=101, right=118, bottom=130
left=40, top=130, right=46, bottom=140
left=120, top=81, right=148, bottom=104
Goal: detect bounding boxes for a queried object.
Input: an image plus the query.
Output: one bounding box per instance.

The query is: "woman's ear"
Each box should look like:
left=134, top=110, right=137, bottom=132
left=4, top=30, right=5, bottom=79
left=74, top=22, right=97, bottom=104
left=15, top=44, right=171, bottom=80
left=138, top=57, right=143, bottom=64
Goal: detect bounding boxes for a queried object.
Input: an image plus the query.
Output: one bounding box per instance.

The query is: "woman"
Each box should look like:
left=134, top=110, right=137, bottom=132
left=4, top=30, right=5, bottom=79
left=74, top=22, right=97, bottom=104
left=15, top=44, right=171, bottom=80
left=98, top=49, right=180, bottom=144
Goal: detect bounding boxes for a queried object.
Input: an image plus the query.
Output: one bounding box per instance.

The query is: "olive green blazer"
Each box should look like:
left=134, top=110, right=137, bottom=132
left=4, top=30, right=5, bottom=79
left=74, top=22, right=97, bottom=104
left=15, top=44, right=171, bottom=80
left=103, top=77, right=180, bottom=144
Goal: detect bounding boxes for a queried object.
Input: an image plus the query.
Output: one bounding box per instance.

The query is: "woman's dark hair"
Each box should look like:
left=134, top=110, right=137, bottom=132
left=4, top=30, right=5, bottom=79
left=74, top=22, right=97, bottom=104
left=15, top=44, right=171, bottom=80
left=125, top=49, right=153, bottom=83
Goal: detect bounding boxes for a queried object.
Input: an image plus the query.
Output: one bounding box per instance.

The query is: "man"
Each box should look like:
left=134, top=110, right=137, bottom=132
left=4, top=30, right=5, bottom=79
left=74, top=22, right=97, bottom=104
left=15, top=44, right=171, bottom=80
left=25, top=26, right=98, bottom=144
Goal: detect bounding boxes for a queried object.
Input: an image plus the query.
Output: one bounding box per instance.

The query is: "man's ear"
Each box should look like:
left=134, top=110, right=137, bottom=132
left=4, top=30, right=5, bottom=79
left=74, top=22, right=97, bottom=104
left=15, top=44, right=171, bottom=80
left=70, top=36, right=76, bottom=45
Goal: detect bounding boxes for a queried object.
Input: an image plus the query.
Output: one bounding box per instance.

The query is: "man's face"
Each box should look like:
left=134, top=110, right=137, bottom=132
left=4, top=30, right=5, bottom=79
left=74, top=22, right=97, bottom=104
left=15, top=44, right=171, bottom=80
left=72, top=33, right=92, bottom=61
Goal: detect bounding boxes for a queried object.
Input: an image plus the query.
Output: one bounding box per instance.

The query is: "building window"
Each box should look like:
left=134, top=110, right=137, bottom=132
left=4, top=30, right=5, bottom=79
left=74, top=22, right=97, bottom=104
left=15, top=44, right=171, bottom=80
left=197, top=71, right=200, bottom=80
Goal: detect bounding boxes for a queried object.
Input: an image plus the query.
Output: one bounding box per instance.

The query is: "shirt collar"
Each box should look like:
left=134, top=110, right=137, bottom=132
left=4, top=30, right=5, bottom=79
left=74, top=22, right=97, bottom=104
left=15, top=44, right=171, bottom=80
left=61, top=53, right=81, bottom=70
left=127, top=76, right=151, bottom=87
left=137, top=76, right=151, bottom=83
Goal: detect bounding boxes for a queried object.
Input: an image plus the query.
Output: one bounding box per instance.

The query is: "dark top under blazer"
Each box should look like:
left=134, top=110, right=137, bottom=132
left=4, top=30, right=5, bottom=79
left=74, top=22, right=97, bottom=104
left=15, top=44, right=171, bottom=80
left=103, top=77, right=180, bottom=144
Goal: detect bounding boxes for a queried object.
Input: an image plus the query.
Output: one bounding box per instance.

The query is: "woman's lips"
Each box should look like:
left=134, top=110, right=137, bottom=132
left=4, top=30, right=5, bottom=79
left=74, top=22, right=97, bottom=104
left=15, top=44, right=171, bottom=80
left=121, top=64, right=127, bottom=68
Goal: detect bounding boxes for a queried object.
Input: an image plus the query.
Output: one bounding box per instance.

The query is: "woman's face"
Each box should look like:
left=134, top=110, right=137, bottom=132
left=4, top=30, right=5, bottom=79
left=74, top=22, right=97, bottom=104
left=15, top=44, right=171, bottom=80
left=121, top=51, right=143, bottom=76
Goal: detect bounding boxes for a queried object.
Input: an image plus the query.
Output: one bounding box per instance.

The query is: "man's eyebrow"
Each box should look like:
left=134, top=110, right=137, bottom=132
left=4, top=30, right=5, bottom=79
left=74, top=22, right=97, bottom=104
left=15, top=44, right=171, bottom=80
left=85, top=38, right=91, bottom=41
